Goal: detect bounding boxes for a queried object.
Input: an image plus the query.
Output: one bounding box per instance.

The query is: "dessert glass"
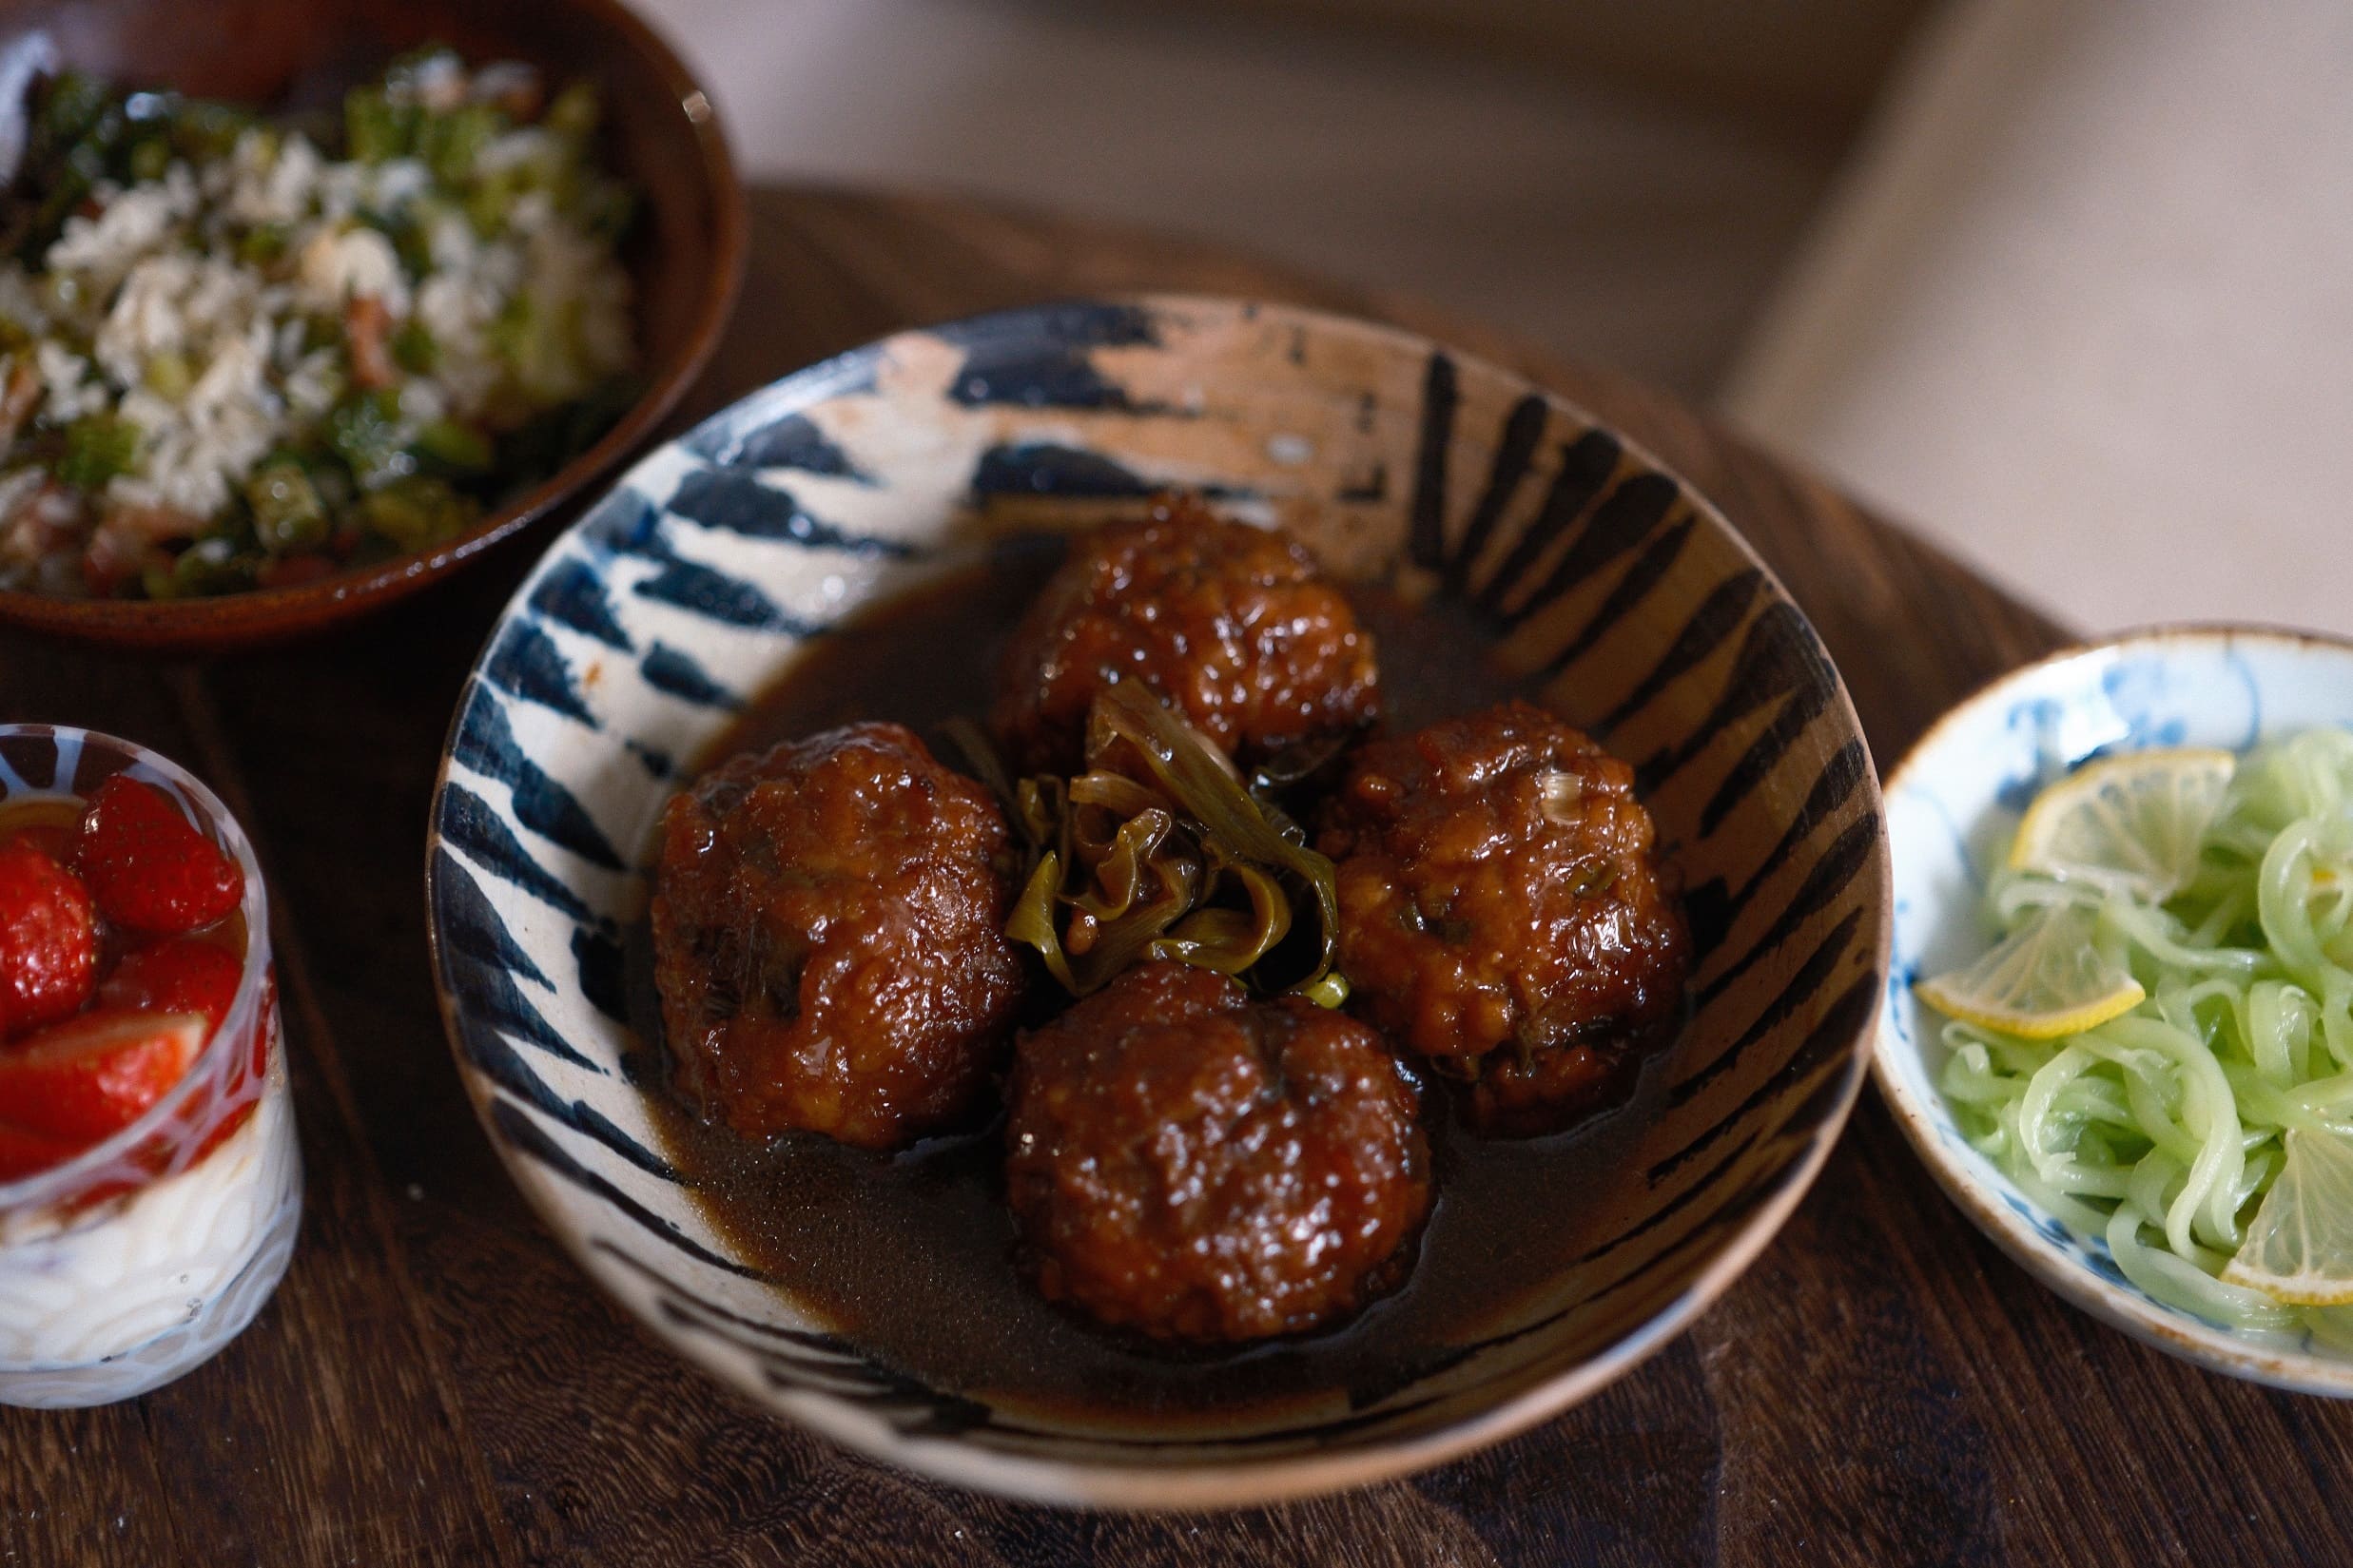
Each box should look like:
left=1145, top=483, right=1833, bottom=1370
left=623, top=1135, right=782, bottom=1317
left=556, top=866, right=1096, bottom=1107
left=0, top=725, right=301, bottom=1407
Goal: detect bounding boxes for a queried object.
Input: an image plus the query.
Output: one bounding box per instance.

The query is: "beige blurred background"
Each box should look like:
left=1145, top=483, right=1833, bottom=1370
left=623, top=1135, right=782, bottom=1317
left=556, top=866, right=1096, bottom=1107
left=632, top=0, right=1929, bottom=397
left=634, top=0, right=2349, bottom=638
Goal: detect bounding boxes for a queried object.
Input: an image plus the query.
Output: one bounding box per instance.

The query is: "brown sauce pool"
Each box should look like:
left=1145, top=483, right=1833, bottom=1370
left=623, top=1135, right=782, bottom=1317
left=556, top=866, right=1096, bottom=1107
left=629, top=535, right=1684, bottom=1426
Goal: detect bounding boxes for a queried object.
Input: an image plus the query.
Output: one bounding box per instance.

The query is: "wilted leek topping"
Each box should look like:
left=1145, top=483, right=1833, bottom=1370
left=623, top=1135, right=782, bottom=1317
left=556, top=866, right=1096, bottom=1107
left=966, top=682, right=1345, bottom=1002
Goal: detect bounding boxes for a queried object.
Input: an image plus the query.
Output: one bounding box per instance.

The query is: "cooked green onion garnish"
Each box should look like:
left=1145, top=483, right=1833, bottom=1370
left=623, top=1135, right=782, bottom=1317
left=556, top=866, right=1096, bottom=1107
left=995, top=680, right=1345, bottom=1002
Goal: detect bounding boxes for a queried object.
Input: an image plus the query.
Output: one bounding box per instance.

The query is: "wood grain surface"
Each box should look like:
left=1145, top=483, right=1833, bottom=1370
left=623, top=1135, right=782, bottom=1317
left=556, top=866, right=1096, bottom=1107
left=0, top=184, right=2331, bottom=1567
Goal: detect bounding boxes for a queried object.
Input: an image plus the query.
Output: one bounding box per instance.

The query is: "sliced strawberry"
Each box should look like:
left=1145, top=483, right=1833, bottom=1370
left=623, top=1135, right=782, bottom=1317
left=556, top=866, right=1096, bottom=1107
left=1, top=822, right=74, bottom=862
left=0, top=1008, right=204, bottom=1143
left=0, top=1118, right=83, bottom=1181
left=0, top=842, right=98, bottom=1037
left=99, top=939, right=243, bottom=1034
left=73, top=776, right=244, bottom=935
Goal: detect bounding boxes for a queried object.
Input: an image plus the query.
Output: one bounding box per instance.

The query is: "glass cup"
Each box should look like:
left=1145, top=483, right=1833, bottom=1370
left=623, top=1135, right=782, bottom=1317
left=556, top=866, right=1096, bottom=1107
left=0, top=726, right=301, bottom=1407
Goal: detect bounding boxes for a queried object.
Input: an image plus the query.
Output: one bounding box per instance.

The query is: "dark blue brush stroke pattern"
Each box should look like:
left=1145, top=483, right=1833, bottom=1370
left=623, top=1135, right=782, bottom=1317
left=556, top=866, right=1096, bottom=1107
left=1696, top=814, right=1880, bottom=1006
left=970, top=441, right=1157, bottom=499
left=1497, top=474, right=1680, bottom=631
left=1407, top=352, right=1458, bottom=570
left=1533, top=517, right=1696, bottom=675
left=1670, top=908, right=1864, bottom=1108
left=642, top=642, right=741, bottom=709
left=438, top=783, right=599, bottom=923
left=942, top=300, right=1160, bottom=411
left=1468, top=432, right=1621, bottom=615
left=1596, top=569, right=1762, bottom=736
left=1649, top=974, right=1876, bottom=1184
left=487, top=1096, right=729, bottom=1246
left=1682, top=739, right=1869, bottom=955
left=573, top=926, right=631, bottom=1024
left=665, top=468, right=913, bottom=556
left=1443, top=394, right=1548, bottom=595
left=432, top=846, right=593, bottom=1070
left=530, top=558, right=634, bottom=651
left=434, top=856, right=684, bottom=1180
left=686, top=410, right=871, bottom=481
left=585, top=492, right=667, bottom=558
left=452, top=689, right=626, bottom=870
left=485, top=620, right=597, bottom=727
left=634, top=558, right=814, bottom=631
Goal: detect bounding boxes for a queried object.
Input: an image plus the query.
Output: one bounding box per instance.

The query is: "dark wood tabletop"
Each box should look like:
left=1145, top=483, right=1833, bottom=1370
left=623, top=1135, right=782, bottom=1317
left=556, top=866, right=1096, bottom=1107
left=2, top=184, right=2338, bottom=1568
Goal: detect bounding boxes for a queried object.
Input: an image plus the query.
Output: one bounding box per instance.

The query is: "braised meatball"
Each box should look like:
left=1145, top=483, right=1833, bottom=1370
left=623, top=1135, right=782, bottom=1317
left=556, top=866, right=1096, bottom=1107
left=1315, top=701, right=1688, bottom=1136
left=991, top=499, right=1381, bottom=776
left=1004, top=962, right=1429, bottom=1343
left=651, top=723, right=1024, bottom=1151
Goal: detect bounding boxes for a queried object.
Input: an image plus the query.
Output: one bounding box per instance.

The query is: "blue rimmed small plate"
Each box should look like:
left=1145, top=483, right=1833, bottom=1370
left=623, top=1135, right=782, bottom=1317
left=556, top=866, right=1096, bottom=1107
left=425, top=294, right=1890, bottom=1504
left=1877, top=624, right=2353, bottom=1396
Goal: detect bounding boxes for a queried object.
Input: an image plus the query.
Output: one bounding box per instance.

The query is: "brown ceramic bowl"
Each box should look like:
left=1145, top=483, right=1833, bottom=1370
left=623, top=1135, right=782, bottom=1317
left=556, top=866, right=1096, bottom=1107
left=0, top=0, right=744, bottom=650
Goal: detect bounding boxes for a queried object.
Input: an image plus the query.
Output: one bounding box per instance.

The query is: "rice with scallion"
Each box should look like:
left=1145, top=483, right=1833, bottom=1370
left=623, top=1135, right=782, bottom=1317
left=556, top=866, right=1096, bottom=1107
left=0, top=47, right=638, bottom=599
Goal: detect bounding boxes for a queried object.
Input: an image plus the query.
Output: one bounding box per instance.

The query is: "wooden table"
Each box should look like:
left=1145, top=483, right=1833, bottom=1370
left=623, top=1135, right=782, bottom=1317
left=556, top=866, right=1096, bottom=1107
left=1, top=186, right=2337, bottom=1567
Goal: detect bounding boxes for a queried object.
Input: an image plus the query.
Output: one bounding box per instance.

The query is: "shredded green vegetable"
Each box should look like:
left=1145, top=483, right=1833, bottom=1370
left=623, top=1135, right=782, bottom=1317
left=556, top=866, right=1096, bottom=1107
left=1936, top=731, right=2353, bottom=1338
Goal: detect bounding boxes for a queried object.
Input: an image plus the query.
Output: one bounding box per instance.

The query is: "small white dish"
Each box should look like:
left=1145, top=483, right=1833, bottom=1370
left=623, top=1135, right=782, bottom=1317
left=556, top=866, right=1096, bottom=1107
left=1876, top=624, right=2353, bottom=1395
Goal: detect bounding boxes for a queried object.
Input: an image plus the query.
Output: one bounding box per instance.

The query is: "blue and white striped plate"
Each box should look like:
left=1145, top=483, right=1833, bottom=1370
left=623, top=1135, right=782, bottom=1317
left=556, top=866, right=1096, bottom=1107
left=426, top=296, right=1889, bottom=1505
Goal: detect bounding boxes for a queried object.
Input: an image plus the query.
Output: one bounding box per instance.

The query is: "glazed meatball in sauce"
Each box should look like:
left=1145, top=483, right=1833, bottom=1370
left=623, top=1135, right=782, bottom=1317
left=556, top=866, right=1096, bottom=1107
left=990, top=498, right=1381, bottom=776
left=651, top=722, right=1024, bottom=1151
left=1316, top=701, right=1689, bottom=1136
left=1005, top=961, right=1429, bottom=1344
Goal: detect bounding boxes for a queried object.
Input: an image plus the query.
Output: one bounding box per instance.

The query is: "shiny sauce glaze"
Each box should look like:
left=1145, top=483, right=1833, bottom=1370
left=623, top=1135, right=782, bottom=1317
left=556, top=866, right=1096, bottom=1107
left=628, top=535, right=1688, bottom=1423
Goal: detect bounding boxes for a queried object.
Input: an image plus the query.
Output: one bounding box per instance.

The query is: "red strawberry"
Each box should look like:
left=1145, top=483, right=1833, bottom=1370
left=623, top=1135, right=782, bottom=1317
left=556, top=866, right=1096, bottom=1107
left=100, top=939, right=243, bottom=1035
left=73, top=776, right=244, bottom=935
left=1, top=822, right=74, bottom=862
left=0, top=842, right=98, bottom=1036
left=0, top=1009, right=205, bottom=1143
left=0, top=1118, right=81, bottom=1181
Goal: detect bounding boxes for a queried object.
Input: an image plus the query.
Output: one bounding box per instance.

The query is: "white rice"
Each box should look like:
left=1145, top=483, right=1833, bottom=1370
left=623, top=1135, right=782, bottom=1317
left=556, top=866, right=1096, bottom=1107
left=0, top=112, right=634, bottom=565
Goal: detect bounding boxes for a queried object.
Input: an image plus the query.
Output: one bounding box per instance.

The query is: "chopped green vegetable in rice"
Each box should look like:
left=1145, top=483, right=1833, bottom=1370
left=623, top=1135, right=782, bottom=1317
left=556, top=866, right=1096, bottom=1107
left=0, top=48, right=638, bottom=598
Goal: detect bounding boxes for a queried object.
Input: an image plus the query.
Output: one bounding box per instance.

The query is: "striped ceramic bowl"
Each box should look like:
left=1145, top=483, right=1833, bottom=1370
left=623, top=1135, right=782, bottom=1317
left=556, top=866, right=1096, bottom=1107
left=425, top=296, right=1890, bottom=1505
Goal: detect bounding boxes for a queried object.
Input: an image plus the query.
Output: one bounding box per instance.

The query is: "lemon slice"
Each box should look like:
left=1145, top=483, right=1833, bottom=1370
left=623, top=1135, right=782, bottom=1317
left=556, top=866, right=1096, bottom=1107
left=2222, top=1127, right=2353, bottom=1307
left=2008, top=747, right=2237, bottom=901
left=1915, top=902, right=2146, bottom=1039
